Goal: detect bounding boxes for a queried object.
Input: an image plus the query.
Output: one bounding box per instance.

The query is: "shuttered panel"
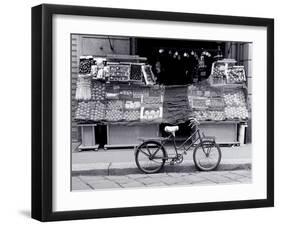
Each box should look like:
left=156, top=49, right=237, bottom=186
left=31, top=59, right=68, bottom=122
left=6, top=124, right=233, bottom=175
left=71, top=34, right=80, bottom=142
left=81, top=36, right=130, bottom=56
left=240, top=43, right=252, bottom=143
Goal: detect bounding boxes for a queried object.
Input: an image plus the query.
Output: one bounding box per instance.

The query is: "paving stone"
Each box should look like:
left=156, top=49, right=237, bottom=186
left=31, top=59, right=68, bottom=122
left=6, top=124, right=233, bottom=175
left=190, top=180, right=217, bottom=185
left=191, top=171, right=217, bottom=177
left=87, top=180, right=122, bottom=189
left=73, top=169, right=252, bottom=189
left=158, top=177, right=185, bottom=185
left=235, top=177, right=252, bottom=183
left=199, top=174, right=235, bottom=184
left=109, top=178, right=134, bottom=184
left=174, top=181, right=193, bottom=185
left=181, top=174, right=207, bottom=183
left=147, top=182, right=167, bottom=187
left=147, top=173, right=169, bottom=178
left=127, top=174, right=149, bottom=179
left=167, top=172, right=191, bottom=177
left=222, top=172, right=248, bottom=180
left=197, top=171, right=218, bottom=176
left=230, top=170, right=252, bottom=178
left=71, top=177, right=91, bottom=190
left=104, top=175, right=130, bottom=180
left=79, top=175, right=107, bottom=182
left=136, top=177, right=159, bottom=185
left=104, top=175, right=132, bottom=184
left=120, top=182, right=146, bottom=188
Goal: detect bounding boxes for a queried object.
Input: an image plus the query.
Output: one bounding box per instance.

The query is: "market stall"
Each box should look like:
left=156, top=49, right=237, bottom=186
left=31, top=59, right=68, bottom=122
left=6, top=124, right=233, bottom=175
left=74, top=54, right=249, bottom=150
left=74, top=55, right=169, bottom=150
left=189, top=59, right=249, bottom=145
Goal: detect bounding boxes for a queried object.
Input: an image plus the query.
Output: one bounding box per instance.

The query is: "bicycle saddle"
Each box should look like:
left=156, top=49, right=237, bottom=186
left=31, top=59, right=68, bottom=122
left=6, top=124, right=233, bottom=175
left=164, top=126, right=179, bottom=133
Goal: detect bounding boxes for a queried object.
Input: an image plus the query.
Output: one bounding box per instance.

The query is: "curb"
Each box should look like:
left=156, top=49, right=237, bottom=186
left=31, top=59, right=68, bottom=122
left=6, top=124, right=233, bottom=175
left=72, top=159, right=251, bottom=176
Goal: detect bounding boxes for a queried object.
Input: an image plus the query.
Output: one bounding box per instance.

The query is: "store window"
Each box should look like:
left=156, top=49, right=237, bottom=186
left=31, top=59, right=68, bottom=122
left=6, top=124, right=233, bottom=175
left=136, top=38, right=224, bottom=85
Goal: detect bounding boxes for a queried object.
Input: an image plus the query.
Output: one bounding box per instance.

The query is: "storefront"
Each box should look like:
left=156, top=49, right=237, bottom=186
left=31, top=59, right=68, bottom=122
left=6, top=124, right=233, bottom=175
left=71, top=34, right=251, bottom=150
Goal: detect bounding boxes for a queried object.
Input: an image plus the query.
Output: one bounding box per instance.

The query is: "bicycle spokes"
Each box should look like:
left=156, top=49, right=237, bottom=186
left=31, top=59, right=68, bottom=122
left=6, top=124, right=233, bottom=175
left=145, top=144, right=152, bottom=156
left=139, top=148, right=150, bottom=157
left=193, top=142, right=221, bottom=171
left=135, top=142, right=166, bottom=173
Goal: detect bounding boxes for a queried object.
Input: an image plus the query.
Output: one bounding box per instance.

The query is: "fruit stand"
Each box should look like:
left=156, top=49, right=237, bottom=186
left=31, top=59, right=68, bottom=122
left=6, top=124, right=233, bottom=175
left=74, top=56, right=249, bottom=150
left=190, top=59, right=249, bottom=145
left=74, top=55, right=165, bottom=150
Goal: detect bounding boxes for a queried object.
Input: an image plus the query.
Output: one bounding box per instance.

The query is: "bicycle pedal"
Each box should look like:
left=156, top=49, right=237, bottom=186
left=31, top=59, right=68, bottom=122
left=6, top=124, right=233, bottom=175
left=169, top=161, right=175, bottom=165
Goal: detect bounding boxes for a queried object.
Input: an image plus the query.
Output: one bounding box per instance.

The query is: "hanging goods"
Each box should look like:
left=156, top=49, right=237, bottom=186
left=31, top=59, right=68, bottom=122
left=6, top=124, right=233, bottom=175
left=75, top=75, right=92, bottom=101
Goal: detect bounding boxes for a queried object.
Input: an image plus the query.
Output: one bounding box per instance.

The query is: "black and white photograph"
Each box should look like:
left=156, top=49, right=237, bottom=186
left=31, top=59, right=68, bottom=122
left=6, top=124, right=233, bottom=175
left=71, top=34, right=252, bottom=191
left=0, top=0, right=278, bottom=224
left=30, top=3, right=274, bottom=221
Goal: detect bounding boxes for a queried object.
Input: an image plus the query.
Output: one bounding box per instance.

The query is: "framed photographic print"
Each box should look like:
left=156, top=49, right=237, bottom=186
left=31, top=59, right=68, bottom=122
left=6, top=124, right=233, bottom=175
left=31, top=4, right=274, bottom=221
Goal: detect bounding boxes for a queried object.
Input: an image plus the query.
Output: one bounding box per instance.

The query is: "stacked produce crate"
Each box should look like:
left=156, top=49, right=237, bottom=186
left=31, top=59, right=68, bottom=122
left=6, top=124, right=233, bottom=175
left=223, top=90, right=248, bottom=120
left=209, top=59, right=246, bottom=86
left=74, top=55, right=161, bottom=149
left=189, top=84, right=226, bottom=121
left=190, top=59, right=249, bottom=145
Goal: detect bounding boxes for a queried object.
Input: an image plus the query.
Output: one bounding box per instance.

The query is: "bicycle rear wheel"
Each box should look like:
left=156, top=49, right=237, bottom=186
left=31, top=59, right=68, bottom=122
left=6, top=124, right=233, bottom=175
left=135, top=141, right=166, bottom=174
left=193, top=141, right=221, bottom=171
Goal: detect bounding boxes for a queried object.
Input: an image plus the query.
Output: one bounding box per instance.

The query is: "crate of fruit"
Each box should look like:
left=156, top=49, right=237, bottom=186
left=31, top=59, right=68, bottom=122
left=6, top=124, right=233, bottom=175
left=189, top=96, right=208, bottom=110
left=108, top=64, right=130, bottom=81
left=227, top=66, right=246, bottom=84
left=210, top=59, right=246, bottom=86
left=124, top=100, right=141, bottom=110
left=123, top=110, right=140, bottom=121
left=140, top=107, right=163, bottom=122
left=210, top=59, right=236, bottom=86
left=208, top=97, right=225, bottom=110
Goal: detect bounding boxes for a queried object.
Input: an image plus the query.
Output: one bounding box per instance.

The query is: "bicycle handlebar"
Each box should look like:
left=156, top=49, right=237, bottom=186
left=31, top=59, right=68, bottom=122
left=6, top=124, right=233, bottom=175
left=188, top=118, right=200, bottom=127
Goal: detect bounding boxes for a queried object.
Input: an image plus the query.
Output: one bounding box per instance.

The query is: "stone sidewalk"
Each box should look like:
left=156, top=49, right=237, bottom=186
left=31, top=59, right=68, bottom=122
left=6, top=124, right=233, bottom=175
left=72, top=169, right=252, bottom=190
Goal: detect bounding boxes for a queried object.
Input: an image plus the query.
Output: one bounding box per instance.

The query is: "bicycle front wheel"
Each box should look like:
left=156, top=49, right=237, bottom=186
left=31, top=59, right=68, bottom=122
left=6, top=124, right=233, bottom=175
left=135, top=141, right=166, bottom=174
left=193, top=141, right=221, bottom=171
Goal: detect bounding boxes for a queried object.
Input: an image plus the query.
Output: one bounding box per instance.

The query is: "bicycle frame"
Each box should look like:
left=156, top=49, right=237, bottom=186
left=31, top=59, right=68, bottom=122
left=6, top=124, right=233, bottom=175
left=151, top=126, right=205, bottom=160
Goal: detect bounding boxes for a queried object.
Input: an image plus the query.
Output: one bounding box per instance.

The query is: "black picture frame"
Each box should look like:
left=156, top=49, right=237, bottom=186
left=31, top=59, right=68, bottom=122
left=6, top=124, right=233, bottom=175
left=31, top=4, right=274, bottom=222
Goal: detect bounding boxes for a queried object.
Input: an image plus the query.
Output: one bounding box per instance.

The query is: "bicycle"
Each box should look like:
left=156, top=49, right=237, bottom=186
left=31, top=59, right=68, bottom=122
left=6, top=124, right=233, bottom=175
left=135, top=118, right=221, bottom=174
